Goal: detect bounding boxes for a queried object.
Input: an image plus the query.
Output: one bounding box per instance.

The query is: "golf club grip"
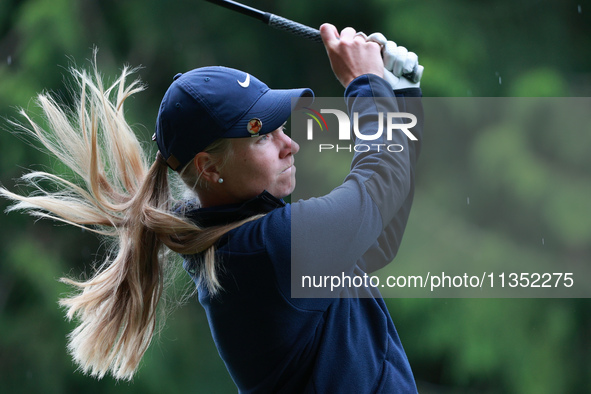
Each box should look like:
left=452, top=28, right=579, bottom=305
left=268, top=14, right=323, bottom=44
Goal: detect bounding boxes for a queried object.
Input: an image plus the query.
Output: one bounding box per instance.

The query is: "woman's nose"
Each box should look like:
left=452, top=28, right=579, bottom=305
left=290, top=138, right=300, bottom=155
left=279, top=131, right=299, bottom=157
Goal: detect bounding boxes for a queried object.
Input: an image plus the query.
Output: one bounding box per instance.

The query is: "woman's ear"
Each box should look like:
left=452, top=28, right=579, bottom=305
left=193, top=152, right=220, bottom=184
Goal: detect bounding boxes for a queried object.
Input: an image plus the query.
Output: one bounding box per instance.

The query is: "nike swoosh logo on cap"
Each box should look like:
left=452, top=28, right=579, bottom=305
left=237, top=74, right=250, bottom=88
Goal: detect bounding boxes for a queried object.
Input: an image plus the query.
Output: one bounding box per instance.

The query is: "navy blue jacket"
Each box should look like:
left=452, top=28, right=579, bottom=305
left=183, top=74, right=422, bottom=393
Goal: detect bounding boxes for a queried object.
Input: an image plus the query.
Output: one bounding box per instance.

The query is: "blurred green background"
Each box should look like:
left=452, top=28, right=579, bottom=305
left=1, top=0, right=590, bottom=393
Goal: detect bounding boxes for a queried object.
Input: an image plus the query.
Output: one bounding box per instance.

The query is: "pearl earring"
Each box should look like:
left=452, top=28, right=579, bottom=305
left=218, top=178, right=224, bottom=184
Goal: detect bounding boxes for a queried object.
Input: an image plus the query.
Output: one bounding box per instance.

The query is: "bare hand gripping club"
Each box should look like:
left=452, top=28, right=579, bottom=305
left=204, top=0, right=421, bottom=83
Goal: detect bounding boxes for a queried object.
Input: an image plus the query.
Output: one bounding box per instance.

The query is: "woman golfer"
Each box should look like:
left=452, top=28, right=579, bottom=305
left=2, top=23, right=423, bottom=393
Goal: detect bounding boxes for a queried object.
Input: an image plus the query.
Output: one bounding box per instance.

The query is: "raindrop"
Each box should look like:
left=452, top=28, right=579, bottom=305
left=578, top=4, right=582, bottom=13
left=467, top=197, right=470, bottom=205
left=7, top=55, right=11, bottom=65
left=542, top=238, right=545, bottom=245
left=499, top=76, right=502, bottom=85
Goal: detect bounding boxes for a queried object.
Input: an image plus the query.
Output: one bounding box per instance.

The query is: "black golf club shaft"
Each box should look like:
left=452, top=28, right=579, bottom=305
left=204, top=0, right=322, bottom=43
left=204, top=0, right=420, bottom=82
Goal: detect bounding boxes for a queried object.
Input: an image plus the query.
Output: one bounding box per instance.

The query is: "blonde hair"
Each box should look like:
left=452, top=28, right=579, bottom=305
left=0, top=59, right=260, bottom=380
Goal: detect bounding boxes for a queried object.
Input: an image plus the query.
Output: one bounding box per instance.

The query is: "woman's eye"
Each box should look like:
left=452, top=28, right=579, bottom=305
left=258, top=134, right=269, bottom=142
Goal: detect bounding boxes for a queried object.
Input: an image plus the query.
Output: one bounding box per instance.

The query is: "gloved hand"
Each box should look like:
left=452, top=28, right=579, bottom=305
left=356, top=32, right=423, bottom=90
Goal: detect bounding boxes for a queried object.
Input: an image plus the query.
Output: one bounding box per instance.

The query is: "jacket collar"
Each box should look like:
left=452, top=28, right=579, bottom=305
left=178, top=190, right=285, bottom=227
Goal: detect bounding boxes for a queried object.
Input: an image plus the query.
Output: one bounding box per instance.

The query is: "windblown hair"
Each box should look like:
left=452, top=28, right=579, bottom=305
left=0, top=59, right=258, bottom=380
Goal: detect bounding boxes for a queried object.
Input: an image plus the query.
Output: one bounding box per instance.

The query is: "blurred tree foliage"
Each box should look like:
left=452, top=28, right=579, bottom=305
left=1, top=0, right=590, bottom=393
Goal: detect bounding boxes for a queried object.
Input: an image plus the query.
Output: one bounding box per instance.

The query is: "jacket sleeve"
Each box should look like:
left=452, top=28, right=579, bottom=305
left=290, top=74, right=423, bottom=284
left=357, top=88, right=423, bottom=274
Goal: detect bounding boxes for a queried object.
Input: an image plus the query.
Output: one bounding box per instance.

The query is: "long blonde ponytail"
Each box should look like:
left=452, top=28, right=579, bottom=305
left=0, top=58, right=258, bottom=380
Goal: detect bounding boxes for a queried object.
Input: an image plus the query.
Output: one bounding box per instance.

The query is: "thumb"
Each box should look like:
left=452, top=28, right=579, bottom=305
left=320, top=23, right=339, bottom=47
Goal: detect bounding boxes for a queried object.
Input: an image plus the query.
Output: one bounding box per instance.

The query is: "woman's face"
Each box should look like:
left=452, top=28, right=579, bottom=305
left=220, top=125, right=299, bottom=202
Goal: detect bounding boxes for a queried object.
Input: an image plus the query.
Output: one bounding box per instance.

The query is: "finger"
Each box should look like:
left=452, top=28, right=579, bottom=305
left=391, top=46, right=408, bottom=76
left=354, top=31, right=368, bottom=40
left=366, top=40, right=382, bottom=53
left=413, top=65, right=424, bottom=83
left=366, top=32, right=387, bottom=48
left=339, top=27, right=357, bottom=41
left=354, top=31, right=368, bottom=44
left=354, top=36, right=367, bottom=44
left=382, top=40, right=398, bottom=71
left=402, top=51, right=418, bottom=75
left=320, top=23, right=340, bottom=47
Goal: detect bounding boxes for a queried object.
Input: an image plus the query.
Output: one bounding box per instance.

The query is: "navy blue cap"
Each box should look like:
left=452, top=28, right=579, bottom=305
left=154, top=66, right=314, bottom=170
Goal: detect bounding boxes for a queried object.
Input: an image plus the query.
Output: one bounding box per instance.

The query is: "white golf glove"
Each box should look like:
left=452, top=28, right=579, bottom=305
left=356, top=32, right=423, bottom=90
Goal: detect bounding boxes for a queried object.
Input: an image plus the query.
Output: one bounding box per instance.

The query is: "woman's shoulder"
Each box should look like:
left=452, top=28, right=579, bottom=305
left=224, top=203, right=290, bottom=254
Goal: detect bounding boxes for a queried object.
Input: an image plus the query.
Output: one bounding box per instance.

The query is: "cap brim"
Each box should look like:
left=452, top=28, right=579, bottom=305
left=224, top=87, right=314, bottom=138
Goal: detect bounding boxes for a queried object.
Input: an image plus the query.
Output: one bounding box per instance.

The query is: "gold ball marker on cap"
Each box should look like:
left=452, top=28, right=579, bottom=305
left=247, top=118, right=262, bottom=136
